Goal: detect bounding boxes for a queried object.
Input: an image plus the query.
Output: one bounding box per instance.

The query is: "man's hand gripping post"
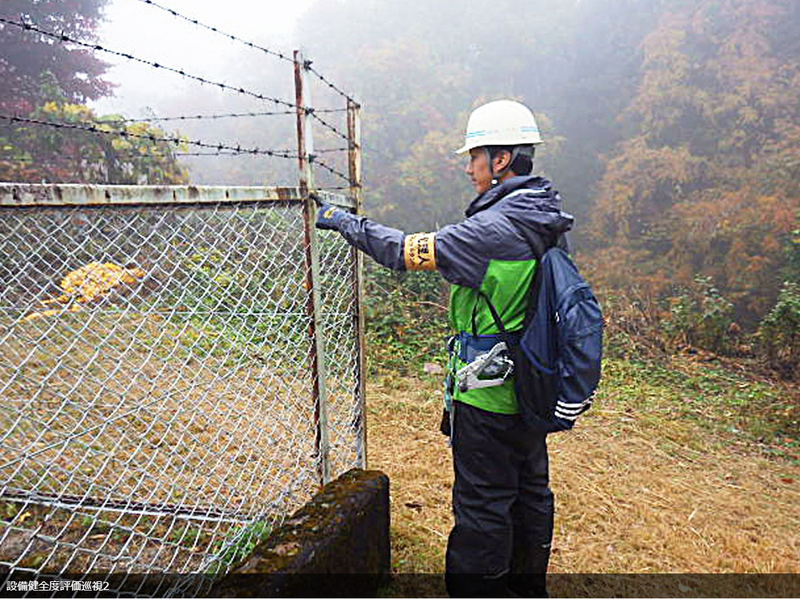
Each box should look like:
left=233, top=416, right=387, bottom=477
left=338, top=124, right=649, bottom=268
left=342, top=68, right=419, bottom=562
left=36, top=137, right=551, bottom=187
left=312, top=192, right=346, bottom=231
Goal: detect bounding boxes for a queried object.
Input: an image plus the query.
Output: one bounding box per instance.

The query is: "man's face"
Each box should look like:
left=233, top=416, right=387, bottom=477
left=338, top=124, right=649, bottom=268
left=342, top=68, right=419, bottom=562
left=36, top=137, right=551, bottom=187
left=465, top=148, right=508, bottom=195
left=465, top=148, right=491, bottom=195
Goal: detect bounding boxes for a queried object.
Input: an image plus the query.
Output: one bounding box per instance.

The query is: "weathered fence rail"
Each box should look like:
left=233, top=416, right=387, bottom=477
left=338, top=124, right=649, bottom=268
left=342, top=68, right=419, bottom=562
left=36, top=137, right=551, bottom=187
left=0, top=183, right=365, bottom=595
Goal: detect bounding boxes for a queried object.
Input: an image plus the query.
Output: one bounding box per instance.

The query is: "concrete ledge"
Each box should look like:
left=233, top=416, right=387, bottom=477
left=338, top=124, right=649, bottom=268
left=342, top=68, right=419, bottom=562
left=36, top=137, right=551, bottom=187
left=212, top=469, right=390, bottom=598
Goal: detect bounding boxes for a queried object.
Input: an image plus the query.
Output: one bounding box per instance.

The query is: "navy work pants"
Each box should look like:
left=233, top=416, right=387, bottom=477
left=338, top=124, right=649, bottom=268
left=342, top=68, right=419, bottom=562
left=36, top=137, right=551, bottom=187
left=445, top=401, right=554, bottom=598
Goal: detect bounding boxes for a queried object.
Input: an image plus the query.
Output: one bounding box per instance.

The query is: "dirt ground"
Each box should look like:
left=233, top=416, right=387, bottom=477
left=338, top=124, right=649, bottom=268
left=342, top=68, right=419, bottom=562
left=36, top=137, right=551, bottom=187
left=366, top=363, right=800, bottom=597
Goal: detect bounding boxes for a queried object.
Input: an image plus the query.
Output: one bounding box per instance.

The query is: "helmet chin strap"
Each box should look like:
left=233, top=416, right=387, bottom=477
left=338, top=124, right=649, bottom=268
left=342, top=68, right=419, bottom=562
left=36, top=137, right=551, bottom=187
left=485, top=146, right=523, bottom=188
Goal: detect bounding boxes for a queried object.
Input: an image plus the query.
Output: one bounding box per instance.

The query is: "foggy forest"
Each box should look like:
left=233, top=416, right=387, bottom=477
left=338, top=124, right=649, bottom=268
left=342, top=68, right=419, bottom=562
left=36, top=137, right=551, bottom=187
left=3, top=0, right=799, bottom=354
left=1, top=0, right=799, bottom=593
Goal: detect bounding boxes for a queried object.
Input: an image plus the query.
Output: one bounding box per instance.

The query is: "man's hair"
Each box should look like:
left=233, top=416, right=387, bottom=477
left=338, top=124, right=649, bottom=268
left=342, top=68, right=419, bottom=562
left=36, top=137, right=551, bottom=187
left=487, top=145, right=535, bottom=176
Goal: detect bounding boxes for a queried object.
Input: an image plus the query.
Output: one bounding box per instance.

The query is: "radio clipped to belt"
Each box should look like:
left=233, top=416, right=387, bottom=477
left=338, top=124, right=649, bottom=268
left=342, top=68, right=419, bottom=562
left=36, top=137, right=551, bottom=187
left=454, top=293, right=517, bottom=392
left=455, top=340, right=514, bottom=392
left=448, top=329, right=516, bottom=394
left=440, top=325, right=516, bottom=441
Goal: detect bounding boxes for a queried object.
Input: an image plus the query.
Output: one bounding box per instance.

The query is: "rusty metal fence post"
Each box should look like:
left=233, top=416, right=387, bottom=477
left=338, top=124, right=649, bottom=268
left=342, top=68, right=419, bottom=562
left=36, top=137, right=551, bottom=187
left=347, top=99, right=368, bottom=469
left=294, top=50, right=331, bottom=485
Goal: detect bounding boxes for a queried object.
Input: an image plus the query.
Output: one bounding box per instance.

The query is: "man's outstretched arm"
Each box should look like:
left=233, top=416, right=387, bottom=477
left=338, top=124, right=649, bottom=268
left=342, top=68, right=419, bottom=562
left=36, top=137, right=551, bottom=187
left=316, top=196, right=504, bottom=290
left=315, top=200, right=436, bottom=273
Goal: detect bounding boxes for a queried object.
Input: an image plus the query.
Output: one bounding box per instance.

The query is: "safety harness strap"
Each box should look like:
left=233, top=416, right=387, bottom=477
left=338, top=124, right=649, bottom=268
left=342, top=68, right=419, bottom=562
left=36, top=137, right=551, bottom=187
left=471, top=290, right=507, bottom=339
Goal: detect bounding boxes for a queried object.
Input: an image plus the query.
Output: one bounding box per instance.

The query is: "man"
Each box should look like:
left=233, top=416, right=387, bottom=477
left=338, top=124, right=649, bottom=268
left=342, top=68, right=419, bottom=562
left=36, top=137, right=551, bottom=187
left=315, top=99, right=574, bottom=597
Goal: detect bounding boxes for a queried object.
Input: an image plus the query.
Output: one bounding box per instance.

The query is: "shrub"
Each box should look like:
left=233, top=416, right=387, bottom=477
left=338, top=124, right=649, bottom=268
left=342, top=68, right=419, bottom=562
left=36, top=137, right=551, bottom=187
left=662, top=275, right=736, bottom=354
left=363, top=263, right=449, bottom=375
left=758, top=281, right=800, bottom=378
left=597, top=286, right=667, bottom=359
left=784, top=209, right=800, bottom=283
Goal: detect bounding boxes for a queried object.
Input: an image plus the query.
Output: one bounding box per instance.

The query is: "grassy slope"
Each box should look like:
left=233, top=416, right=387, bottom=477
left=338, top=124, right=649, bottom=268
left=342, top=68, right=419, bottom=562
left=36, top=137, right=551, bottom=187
left=366, top=355, right=800, bottom=597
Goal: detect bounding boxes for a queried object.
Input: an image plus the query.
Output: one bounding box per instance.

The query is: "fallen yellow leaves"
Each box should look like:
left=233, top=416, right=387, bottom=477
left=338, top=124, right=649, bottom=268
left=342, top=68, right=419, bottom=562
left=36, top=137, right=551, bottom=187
left=22, top=262, right=145, bottom=322
left=52, top=261, right=145, bottom=304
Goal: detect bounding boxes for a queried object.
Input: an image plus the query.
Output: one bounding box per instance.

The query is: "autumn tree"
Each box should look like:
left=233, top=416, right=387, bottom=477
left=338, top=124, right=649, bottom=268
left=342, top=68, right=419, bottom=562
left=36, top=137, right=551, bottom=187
left=587, top=0, right=800, bottom=324
left=0, top=1, right=188, bottom=184
left=0, top=98, right=189, bottom=185
left=292, top=0, right=667, bottom=237
left=0, top=0, right=113, bottom=112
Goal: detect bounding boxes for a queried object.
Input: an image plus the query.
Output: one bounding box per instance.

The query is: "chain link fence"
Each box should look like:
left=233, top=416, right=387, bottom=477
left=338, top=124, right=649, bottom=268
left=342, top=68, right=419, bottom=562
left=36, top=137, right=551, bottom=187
left=0, top=183, right=365, bottom=596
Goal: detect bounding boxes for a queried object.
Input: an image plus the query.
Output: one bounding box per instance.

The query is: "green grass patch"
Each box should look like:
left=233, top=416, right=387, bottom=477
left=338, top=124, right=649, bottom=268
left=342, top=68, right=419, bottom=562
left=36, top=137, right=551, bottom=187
left=207, top=520, right=273, bottom=576
left=596, top=355, right=800, bottom=464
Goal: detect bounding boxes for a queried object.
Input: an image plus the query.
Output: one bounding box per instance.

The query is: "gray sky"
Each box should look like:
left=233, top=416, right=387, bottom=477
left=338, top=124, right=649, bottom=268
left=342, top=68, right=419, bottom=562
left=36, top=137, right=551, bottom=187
left=92, top=0, right=314, bottom=117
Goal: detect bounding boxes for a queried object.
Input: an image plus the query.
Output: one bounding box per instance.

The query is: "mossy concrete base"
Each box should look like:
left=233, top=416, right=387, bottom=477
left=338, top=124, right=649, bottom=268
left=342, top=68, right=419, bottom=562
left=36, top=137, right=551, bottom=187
left=212, top=469, right=390, bottom=598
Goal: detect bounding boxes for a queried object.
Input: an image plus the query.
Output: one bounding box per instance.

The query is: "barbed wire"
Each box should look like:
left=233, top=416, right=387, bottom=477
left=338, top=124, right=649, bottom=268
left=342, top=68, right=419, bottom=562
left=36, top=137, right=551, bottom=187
left=306, top=63, right=360, bottom=109
left=171, top=149, right=296, bottom=157
left=313, top=147, right=350, bottom=155
left=138, top=148, right=347, bottom=158
left=312, top=156, right=354, bottom=185
left=135, top=0, right=293, bottom=63
left=0, top=156, right=356, bottom=182
left=116, top=107, right=349, bottom=124
left=134, top=0, right=359, bottom=107
left=0, top=114, right=300, bottom=159
left=0, top=16, right=298, bottom=110
left=174, top=150, right=275, bottom=157
left=1, top=148, right=347, bottom=162
left=119, top=110, right=296, bottom=123
left=2, top=151, right=274, bottom=161
left=308, top=111, right=350, bottom=144
left=111, top=107, right=349, bottom=125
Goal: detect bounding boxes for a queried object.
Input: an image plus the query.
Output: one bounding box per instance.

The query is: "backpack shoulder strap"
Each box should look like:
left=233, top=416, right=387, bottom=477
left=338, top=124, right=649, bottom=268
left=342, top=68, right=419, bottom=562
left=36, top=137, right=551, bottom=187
left=513, top=226, right=562, bottom=326
left=510, top=220, right=564, bottom=262
left=469, top=226, right=563, bottom=337
left=472, top=289, right=507, bottom=339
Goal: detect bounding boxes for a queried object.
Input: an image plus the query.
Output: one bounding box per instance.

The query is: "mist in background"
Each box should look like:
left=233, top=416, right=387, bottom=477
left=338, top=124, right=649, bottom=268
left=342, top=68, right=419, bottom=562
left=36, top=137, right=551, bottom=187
left=7, top=0, right=800, bottom=327
left=90, top=0, right=660, bottom=236
left=91, top=0, right=315, bottom=188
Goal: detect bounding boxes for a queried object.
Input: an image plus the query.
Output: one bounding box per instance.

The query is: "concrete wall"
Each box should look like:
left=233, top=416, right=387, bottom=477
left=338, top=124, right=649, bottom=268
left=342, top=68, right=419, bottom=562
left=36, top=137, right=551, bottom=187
left=212, top=469, right=390, bottom=598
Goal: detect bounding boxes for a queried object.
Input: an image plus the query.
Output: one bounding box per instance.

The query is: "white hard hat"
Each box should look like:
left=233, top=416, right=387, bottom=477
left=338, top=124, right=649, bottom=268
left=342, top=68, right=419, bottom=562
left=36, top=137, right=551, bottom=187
left=455, top=99, right=543, bottom=154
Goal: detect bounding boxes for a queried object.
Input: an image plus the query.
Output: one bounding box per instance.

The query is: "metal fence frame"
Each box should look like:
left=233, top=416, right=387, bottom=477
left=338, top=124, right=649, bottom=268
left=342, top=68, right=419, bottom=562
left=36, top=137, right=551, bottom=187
left=0, top=180, right=366, bottom=475
left=0, top=182, right=365, bottom=590
left=0, top=50, right=365, bottom=594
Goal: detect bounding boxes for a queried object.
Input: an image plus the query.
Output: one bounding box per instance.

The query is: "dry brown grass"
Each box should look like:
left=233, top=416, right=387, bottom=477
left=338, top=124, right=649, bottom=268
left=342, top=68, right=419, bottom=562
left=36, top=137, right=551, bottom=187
left=1, top=309, right=360, bottom=576
left=365, top=375, right=452, bottom=596
left=1, top=313, right=320, bottom=512
left=366, top=360, right=800, bottom=597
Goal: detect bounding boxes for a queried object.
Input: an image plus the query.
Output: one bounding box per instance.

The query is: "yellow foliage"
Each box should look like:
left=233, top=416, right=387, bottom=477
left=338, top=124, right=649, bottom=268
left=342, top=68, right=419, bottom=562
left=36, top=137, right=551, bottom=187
left=111, top=138, right=132, bottom=151
left=40, top=101, right=94, bottom=121
left=23, top=262, right=145, bottom=322
left=57, top=261, right=145, bottom=303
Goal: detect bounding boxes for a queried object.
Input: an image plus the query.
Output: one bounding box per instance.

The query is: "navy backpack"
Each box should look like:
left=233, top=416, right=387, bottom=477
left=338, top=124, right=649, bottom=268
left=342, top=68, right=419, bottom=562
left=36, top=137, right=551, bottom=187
left=481, top=241, right=604, bottom=433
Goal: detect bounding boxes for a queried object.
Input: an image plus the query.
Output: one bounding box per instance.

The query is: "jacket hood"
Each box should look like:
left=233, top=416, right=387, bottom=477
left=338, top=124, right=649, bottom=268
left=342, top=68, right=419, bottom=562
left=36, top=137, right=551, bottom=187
left=466, top=175, right=574, bottom=242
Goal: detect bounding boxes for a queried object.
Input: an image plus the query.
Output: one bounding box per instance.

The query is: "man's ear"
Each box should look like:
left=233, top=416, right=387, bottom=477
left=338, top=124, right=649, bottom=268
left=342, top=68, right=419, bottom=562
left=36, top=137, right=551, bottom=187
left=493, top=150, right=511, bottom=171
